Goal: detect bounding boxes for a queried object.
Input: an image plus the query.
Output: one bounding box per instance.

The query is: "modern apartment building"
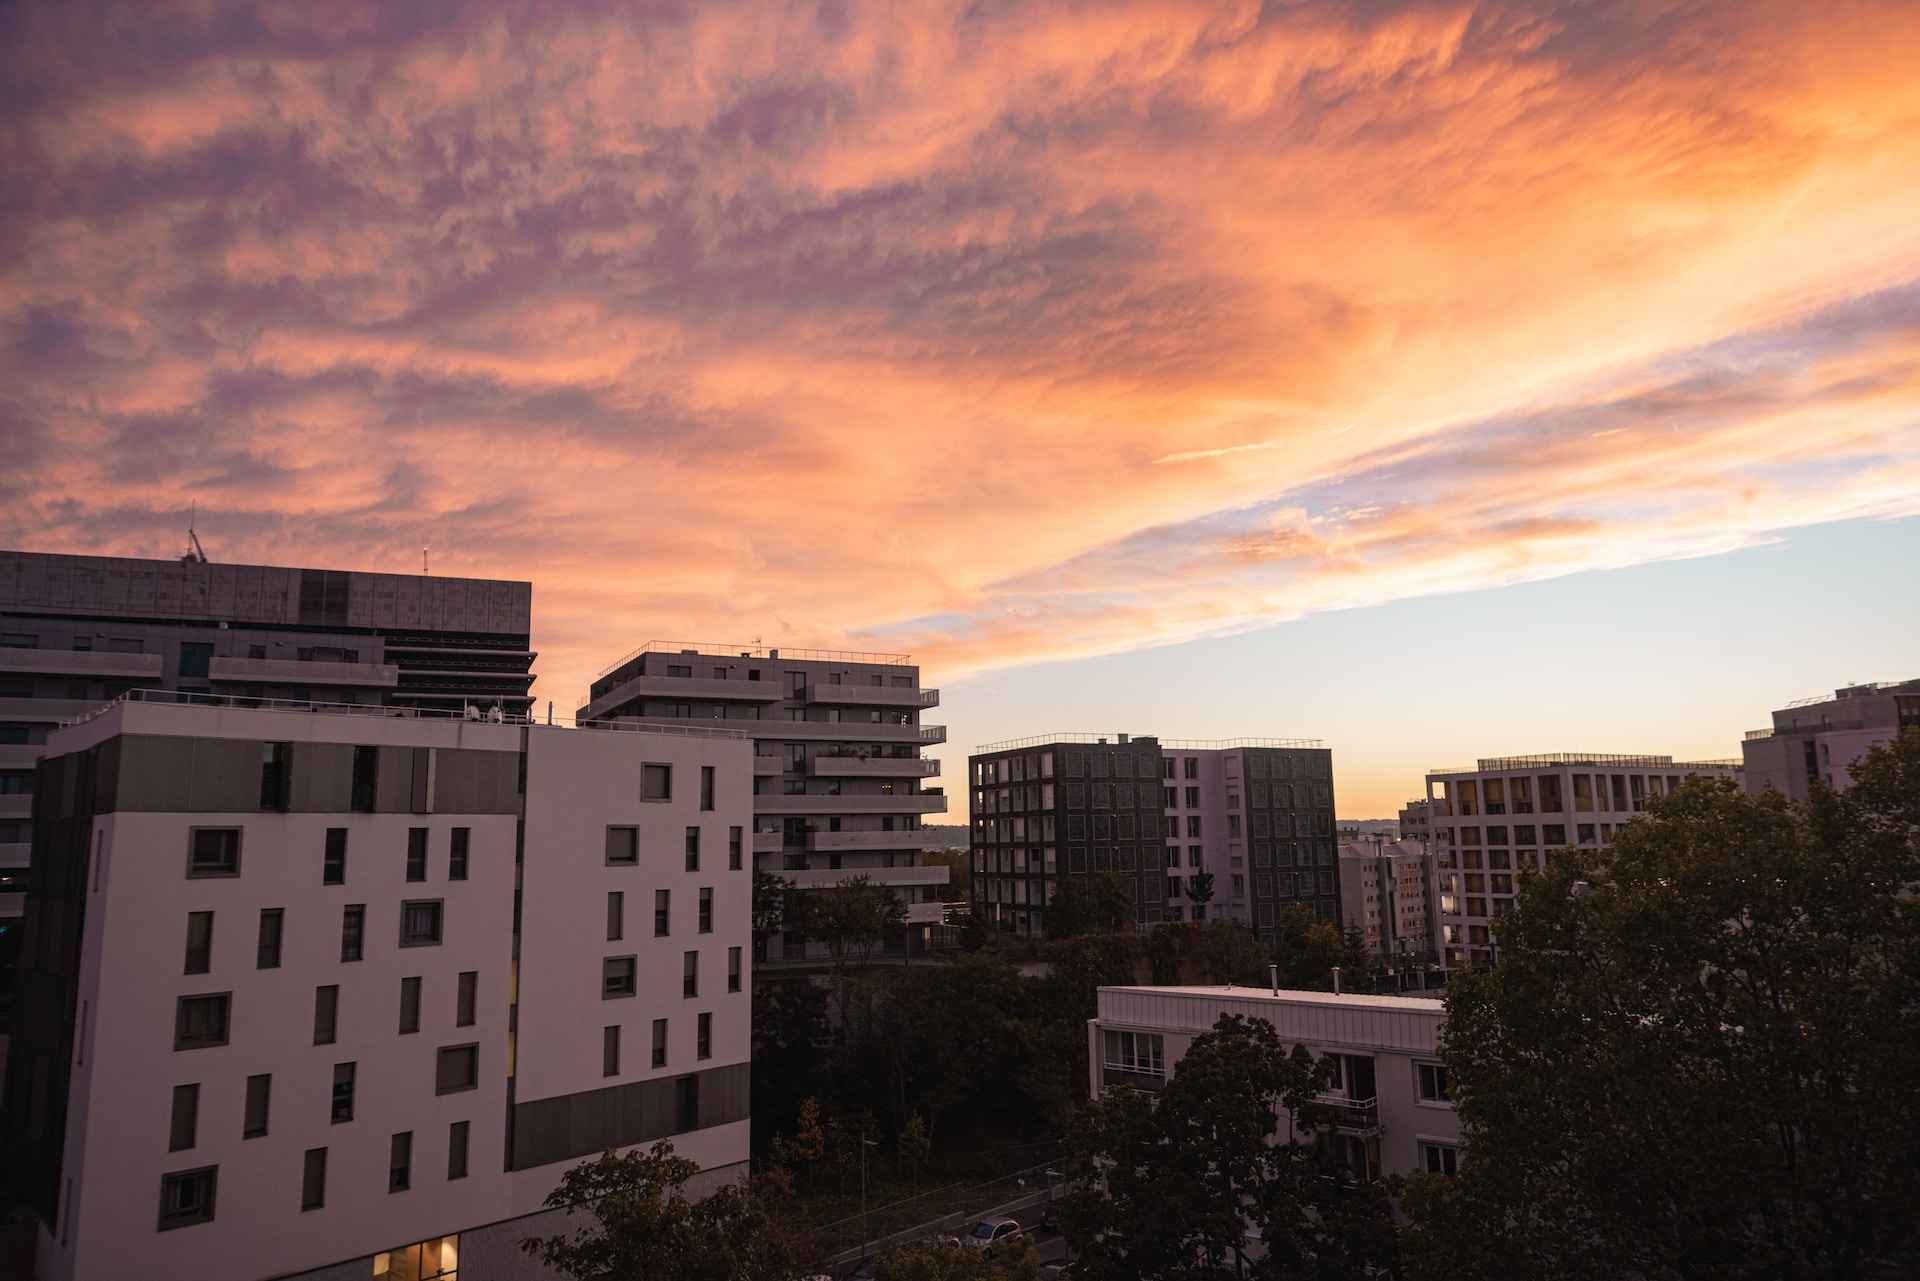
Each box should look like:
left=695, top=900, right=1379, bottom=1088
left=576, top=643, right=947, bottom=957
left=1337, top=837, right=1434, bottom=963
left=1423, top=753, right=1742, bottom=968
left=1741, top=678, right=1920, bottom=800
left=1397, top=799, right=1435, bottom=843
left=1088, top=984, right=1459, bottom=1182
left=968, top=734, right=1337, bottom=938
left=1, top=696, right=751, bottom=1281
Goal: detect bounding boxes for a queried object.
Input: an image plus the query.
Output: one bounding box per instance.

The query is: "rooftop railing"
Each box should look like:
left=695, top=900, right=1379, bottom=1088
left=595, top=640, right=912, bottom=679
left=974, top=732, right=1324, bottom=753
left=1429, top=753, right=1744, bottom=775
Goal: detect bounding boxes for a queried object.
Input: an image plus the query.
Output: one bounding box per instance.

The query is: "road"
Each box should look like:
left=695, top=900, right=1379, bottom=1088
left=823, top=1191, right=1072, bottom=1278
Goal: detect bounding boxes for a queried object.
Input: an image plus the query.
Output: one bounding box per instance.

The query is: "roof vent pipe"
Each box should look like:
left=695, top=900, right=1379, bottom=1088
left=1269, top=964, right=1279, bottom=996
left=1332, top=966, right=1342, bottom=995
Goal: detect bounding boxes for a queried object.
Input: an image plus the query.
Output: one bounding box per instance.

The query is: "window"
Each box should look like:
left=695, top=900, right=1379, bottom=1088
left=1184, top=757, right=1198, bottom=779
left=399, top=977, right=422, bottom=1034
left=301, top=1148, right=327, bottom=1211
left=389, top=1131, right=412, bottom=1192
left=683, top=950, right=698, bottom=998
left=178, top=641, right=214, bottom=679
left=606, top=826, right=638, bottom=866
left=684, top=826, right=700, bottom=872
left=1417, top=1062, right=1452, bottom=1104
left=652, top=1017, right=668, bottom=1068
left=406, top=827, right=429, bottom=882
left=187, top=828, right=240, bottom=878
left=642, top=763, right=672, bottom=801
left=700, top=766, right=715, bottom=811
left=447, top=1120, right=470, bottom=1181
left=243, top=1074, right=271, bottom=1139
left=169, top=1083, right=199, bottom=1151
left=728, top=946, right=743, bottom=993
left=175, top=993, right=231, bottom=1051
left=314, top=986, right=339, bottom=1045
left=352, top=745, right=378, bottom=812
left=259, top=742, right=292, bottom=810
left=697, top=1011, right=712, bottom=1060
left=603, top=956, right=637, bottom=999
left=603, top=1025, right=621, bottom=1077
left=341, top=904, right=366, bottom=961
left=1102, top=1029, right=1166, bottom=1076
left=332, top=1062, right=356, bottom=1122
left=184, top=911, right=214, bottom=975
left=400, top=900, right=443, bottom=947
left=323, top=828, right=347, bottom=885
left=655, top=889, right=671, bottom=937
left=256, top=908, right=283, bottom=969
left=1419, top=1142, right=1459, bottom=1176
left=449, top=828, right=470, bottom=881
left=456, top=971, right=477, bottom=1027
left=698, top=887, right=713, bottom=934
left=158, top=1166, right=217, bottom=1231
left=675, top=1076, right=699, bottom=1132
left=435, top=1044, right=478, bottom=1095
left=607, top=891, right=624, bottom=941
left=729, top=826, right=743, bottom=870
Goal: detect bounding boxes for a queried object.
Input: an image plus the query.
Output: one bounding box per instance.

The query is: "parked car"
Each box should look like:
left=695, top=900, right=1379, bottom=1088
left=963, top=1216, right=1026, bottom=1250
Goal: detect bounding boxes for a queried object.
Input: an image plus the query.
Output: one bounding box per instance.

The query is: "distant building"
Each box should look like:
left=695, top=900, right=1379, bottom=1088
left=577, top=643, right=947, bottom=957
left=968, top=734, right=1337, bottom=938
left=1424, top=753, right=1742, bottom=968
left=1741, top=678, right=1920, bottom=800
left=1338, top=837, right=1434, bottom=963
left=3, top=696, right=750, bottom=1281
left=1088, top=984, right=1459, bottom=1182
left=1397, top=799, right=1435, bottom=843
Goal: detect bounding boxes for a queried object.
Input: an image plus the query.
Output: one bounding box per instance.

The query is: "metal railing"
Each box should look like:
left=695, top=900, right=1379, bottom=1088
left=595, top=640, right=912, bottom=679
left=1161, top=736, right=1326, bottom=749
left=976, top=731, right=1324, bottom=753
left=1745, top=728, right=1775, bottom=740
left=1431, top=753, right=1744, bottom=775
left=1313, top=1094, right=1381, bottom=1130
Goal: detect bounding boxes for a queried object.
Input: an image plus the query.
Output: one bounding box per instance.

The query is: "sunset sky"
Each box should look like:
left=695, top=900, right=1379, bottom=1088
left=4, top=0, right=1917, bottom=817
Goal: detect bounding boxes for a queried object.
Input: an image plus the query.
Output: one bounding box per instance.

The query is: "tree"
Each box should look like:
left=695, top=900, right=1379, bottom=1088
left=1402, top=745, right=1920, bottom=1281
left=520, top=1143, right=803, bottom=1281
left=753, top=869, right=790, bottom=948
left=1187, top=870, right=1216, bottom=915
left=876, top=1239, right=1041, bottom=1281
left=790, top=875, right=907, bottom=1025
left=753, top=981, right=829, bottom=1152
left=897, top=1110, right=930, bottom=1185
left=770, top=1096, right=827, bottom=1189
left=1046, top=872, right=1135, bottom=938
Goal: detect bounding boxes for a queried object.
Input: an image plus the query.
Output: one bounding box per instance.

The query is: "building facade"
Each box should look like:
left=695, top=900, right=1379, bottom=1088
left=1088, top=985, right=1459, bottom=1182
left=2, top=697, right=751, bottom=1281
left=1423, top=753, right=1742, bottom=968
left=1396, top=799, right=1435, bottom=843
left=1741, top=678, right=1920, bottom=800
left=1337, top=837, right=1434, bottom=963
left=968, top=734, right=1337, bottom=938
left=577, top=643, right=947, bottom=956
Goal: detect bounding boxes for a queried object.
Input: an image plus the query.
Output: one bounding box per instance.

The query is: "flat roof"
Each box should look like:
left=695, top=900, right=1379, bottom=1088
left=1099, top=984, right=1444, bottom=1014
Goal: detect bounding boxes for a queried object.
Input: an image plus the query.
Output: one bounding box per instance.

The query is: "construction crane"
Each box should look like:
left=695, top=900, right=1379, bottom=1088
left=182, top=503, right=210, bottom=564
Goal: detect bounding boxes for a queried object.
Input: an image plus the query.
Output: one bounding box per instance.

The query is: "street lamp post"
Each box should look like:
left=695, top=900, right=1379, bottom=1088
left=860, top=1136, right=880, bottom=1262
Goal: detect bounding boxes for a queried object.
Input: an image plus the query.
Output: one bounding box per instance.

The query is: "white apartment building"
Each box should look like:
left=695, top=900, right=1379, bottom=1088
left=1, top=694, right=753, bottom=1281
left=1337, top=837, right=1434, bottom=964
left=1423, top=753, right=1742, bottom=969
left=1088, top=985, right=1460, bottom=1181
left=1742, top=678, right=1919, bottom=801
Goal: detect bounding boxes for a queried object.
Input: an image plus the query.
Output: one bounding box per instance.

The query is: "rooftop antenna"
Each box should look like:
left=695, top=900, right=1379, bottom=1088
left=182, top=502, right=209, bottom=564
left=422, top=545, right=431, bottom=575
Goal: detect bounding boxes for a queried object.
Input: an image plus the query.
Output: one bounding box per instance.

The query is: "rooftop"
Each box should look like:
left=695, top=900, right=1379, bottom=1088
left=1100, top=984, right=1445, bottom=1014
left=1782, top=677, right=1920, bottom=709
left=595, top=640, right=912, bottom=679
left=974, top=732, right=1323, bottom=753
left=1429, top=752, right=1744, bottom=775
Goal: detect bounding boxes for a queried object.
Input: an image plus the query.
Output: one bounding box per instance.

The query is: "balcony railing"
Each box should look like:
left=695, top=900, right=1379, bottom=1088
left=806, top=830, right=929, bottom=852
left=207, top=657, right=400, bottom=688
left=754, top=755, right=785, bottom=775
left=0, top=648, right=163, bottom=680
left=810, top=755, right=940, bottom=778
left=803, top=684, right=939, bottom=709
left=1313, top=1094, right=1381, bottom=1133
left=753, top=794, right=948, bottom=817
left=777, top=865, right=951, bottom=890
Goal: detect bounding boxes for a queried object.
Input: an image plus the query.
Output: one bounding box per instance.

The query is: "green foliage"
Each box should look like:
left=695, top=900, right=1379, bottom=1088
left=876, top=1239, right=1041, bottom=1281
left=752, top=980, right=829, bottom=1151
left=898, top=1111, right=931, bottom=1184
left=1045, top=872, right=1135, bottom=938
left=1402, top=740, right=1920, bottom=1281
left=1187, top=870, right=1216, bottom=907
left=753, top=869, right=790, bottom=939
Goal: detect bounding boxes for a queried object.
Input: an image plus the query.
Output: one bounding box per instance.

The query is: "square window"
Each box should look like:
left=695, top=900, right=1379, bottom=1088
left=603, top=956, right=637, bottom=999
left=187, top=828, right=241, bottom=878
left=1419, top=1142, right=1459, bottom=1176
left=399, top=900, right=443, bottom=947
left=157, top=1166, right=217, bottom=1231
left=435, top=1044, right=479, bottom=1095
left=606, top=826, right=639, bottom=866
left=1417, top=1062, right=1452, bottom=1103
left=174, top=993, right=231, bottom=1051
left=642, top=763, right=672, bottom=801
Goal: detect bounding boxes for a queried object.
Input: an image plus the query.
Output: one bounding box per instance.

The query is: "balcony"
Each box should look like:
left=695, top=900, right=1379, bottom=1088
left=0, top=698, right=107, bottom=723
left=0, top=842, right=27, bottom=869
left=810, top=755, right=941, bottom=779
left=0, top=744, right=42, bottom=770
left=1103, top=1064, right=1170, bottom=1093
left=776, top=864, right=951, bottom=890
left=0, top=648, right=163, bottom=680
left=1313, top=1094, right=1382, bottom=1135
left=208, top=657, right=400, bottom=688
left=581, top=673, right=786, bottom=718
left=754, top=755, right=786, bottom=776
left=753, top=830, right=786, bottom=854
left=750, top=721, right=945, bottom=745
left=806, top=829, right=928, bottom=853
left=804, top=684, right=941, bottom=710
left=754, top=793, right=948, bottom=817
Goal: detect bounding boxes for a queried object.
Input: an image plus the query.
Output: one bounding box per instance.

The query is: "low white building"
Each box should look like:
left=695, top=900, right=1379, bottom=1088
left=2, top=694, right=754, bottom=1281
left=1088, top=984, right=1460, bottom=1181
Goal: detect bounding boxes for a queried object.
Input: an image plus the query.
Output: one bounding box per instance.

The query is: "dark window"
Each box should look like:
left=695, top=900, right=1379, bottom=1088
left=256, top=909, right=283, bottom=969
left=178, top=642, right=214, bottom=679
left=400, top=900, right=443, bottom=947
left=603, top=1025, right=621, bottom=1077
left=1418, top=1062, right=1452, bottom=1103
left=682, top=950, right=698, bottom=999
left=301, top=1148, right=327, bottom=1211
left=187, top=828, right=241, bottom=878
left=389, top=1131, right=412, bottom=1192
left=449, top=827, right=470, bottom=881
left=447, top=1121, right=470, bottom=1181
left=351, top=746, right=378, bottom=812
left=406, top=827, right=429, bottom=882
left=685, top=826, right=700, bottom=872
left=331, top=1062, right=356, bottom=1122
left=642, top=763, right=671, bottom=801
left=456, top=971, right=477, bottom=1027
left=184, top=911, right=214, bottom=975
left=651, top=1018, right=667, bottom=1068
left=697, top=1012, right=712, bottom=1060
left=323, top=828, right=348, bottom=885
left=243, top=1074, right=271, bottom=1139
left=728, top=946, right=743, bottom=993
left=399, top=977, right=422, bottom=1034
left=606, top=826, right=639, bottom=866
left=259, top=742, right=292, bottom=810
left=435, top=1044, right=478, bottom=1095
left=607, top=891, right=624, bottom=941
left=700, top=766, right=715, bottom=811
left=655, top=889, right=670, bottom=937
left=169, top=1083, right=199, bottom=1152
left=675, top=1076, right=699, bottom=1132
left=157, top=1166, right=217, bottom=1231
left=313, top=986, right=339, bottom=1045
left=698, top=887, right=713, bottom=934
left=603, top=956, right=637, bottom=999
left=729, top=826, right=743, bottom=870
left=175, top=994, right=231, bottom=1051
left=341, top=905, right=366, bottom=961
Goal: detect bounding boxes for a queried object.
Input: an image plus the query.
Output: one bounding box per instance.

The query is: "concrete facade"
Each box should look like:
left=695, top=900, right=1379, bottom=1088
left=1396, top=799, right=1435, bottom=843
left=1741, top=678, right=1920, bottom=801
left=1337, top=837, right=1434, bottom=963
left=2, top=699, right=750, bottom=1281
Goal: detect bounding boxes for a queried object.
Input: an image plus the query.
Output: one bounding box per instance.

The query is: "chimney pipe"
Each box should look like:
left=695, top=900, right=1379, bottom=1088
left=1268, top=963, right=1278, bottom=996
left=1331, top=966, right=1342, bottom=995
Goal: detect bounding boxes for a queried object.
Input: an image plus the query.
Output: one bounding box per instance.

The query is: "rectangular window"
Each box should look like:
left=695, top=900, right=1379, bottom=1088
left=1102, top=1029, right=1167, bottom=1076
left=175, top=993, right=231, bottom=1051
left=603, top=1025, right=621, bottom=1077
left=700, top=766, right=715, bottom=811
left=256, top=908, right=283, bottom=969
left=655, top=889, right=670, bottom=937
left=399, top=977, right=422, bottom=1034
left=603, top=956, right=637, bottom=999
left=435, top=1044, right=478, bottom=1095
left=341, top=904, right=366, bottom=961
left=606, top=826, right=639, bottom=866
left=651, top=1017, right=668, bottom=1068
left=314, top=985, right=339, bottom=1045
left=331, top=1062, right=356, bottom=1123
left=642, top=763, right=672, bottom=801
left=698, top=887, right=713, bottom=934
left=301, top=1148, right=327, bottom=1211
left=607, top=891, right=624, bottom=941
left=158, top=1166, right=217, bottom=1231
left=685, top=826, right=700, bottom=872
left=178, top=641, right=213, bottom=679
left=682, top=950, right=698, bottom=998
left=1417, top=1062, right=1453, bottom=1103
left=184, top=911, right=214, bottom=975
left=406, top=827, right=429, bottom=882
left=697, top=1011, right=712, bottom=1060
left=675, top=1075, right=699, bottom=1132
left=352, top=745, right=378, bottom=812
left=169, top=1083, right=199, bottom=1152
left=187, top=828, right=241, bottom=878
left=243, top=1073, right=271, bottom=1139
left=449, top=827, right=470, bottom=881
left=447, top=1121, right=470, bottom=1181
left=259, top=742, right=292, bottom=811
left=1419, top=1142, right=1459, bottom=1176
left=728, top=946, right=743, bottom=993
left=323, top=828, right=347, bottom=885
left=729, top=826, right=743, bottom=870
left=389, top=1131, right=412, bottom=1193
left=456, top=971, right=477, bottom=1027
left=400, top=900, right=443, bottom=947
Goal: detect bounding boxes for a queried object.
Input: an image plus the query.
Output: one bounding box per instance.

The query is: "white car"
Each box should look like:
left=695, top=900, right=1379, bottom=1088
left=963, top=1216, right=1026, bottom=1250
